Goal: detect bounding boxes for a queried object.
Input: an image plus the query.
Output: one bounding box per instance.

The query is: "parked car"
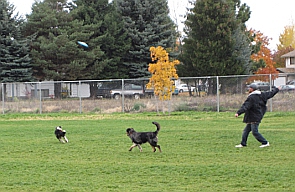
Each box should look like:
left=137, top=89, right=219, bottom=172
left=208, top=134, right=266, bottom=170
left=144, top=87, right=179, bottom=96
left=280, top=85, right=295, bottom=92
left=286, top=80, right=295, bottom=85
left=176, top=84, right=195, bottom=93
left=110, top=84, right=144, bottom=99
left=96, top=82, right=120, bottom=98
left=247, top=82, right=276, bottom=91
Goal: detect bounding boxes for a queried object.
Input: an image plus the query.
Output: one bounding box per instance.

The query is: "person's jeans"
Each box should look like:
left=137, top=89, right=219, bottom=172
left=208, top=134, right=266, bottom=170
left=241, top=123, right=268, bottom=146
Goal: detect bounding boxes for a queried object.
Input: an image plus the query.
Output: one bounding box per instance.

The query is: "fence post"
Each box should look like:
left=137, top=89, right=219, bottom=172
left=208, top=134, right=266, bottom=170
left=269, top=74, right=273, bottom=112
left=121, top=79, right=125, bottom=113
left=79, top=81, right=82, bottom=114
left=1, top=83, right=4, bottom=114
left=39, top=82, right=42, bottom=114
left=216, top=76, right=220, bottom=112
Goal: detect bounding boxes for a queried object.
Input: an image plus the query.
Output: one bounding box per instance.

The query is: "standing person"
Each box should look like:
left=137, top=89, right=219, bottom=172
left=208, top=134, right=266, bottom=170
left=235, top=83, right=280, bottom=148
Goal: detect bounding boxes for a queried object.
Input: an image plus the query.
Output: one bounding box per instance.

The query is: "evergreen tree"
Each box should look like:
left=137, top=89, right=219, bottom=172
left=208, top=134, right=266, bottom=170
left=179, top=0, right=252, bottom=77
left=24, top=0, right=103, bottom=82
left=71, top=0, right=131, bottom=79
left=116, top=0, right=178, bottom=78
left=24, top=0, right=106, bottom=98
left=0, top=0, right=34, bottom=83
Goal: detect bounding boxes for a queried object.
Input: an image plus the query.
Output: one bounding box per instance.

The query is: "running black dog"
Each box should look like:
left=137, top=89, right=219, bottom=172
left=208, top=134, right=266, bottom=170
left=54, top=126, right=68, bottom=143
left=126, top=122, right=161, bottom=152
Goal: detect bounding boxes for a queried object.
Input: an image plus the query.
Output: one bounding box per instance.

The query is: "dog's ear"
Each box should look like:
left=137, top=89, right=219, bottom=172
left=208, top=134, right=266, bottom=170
left=130, top=128, right=135, bottom=132
left=126, top=128, right=134, bottom=135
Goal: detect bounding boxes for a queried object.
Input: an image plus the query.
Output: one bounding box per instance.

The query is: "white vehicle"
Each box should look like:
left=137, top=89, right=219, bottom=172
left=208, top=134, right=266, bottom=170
left=280, top=84, right=295, bottom=92
left=176, top=84, right=196, bottom=93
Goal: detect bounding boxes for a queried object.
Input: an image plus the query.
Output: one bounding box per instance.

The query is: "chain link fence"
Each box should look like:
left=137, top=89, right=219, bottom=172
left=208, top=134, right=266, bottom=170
left=1, top=74, right=295, bottom=114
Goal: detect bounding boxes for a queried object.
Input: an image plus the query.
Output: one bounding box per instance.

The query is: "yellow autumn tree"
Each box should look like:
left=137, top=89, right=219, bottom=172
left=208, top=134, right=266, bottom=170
left=248, top=29, right=278, bottom=83
left=274, top=23, right=295, bottom=67
left=277, top=24, right=295, bottom=50
left=146, top=46, right=180, bottom=101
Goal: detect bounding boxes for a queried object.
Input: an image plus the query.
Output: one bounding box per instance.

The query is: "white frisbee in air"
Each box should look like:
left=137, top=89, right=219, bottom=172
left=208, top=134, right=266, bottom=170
left=77, top=41, right=88, bottom=48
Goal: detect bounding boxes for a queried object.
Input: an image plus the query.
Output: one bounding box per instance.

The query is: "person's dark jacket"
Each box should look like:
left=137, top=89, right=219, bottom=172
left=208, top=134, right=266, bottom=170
left=236, top=88, right=279, bottom=123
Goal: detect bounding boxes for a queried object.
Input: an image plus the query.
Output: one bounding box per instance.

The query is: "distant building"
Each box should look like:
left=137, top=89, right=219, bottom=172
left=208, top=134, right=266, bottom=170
left=275, top=50, right=295, bottom=85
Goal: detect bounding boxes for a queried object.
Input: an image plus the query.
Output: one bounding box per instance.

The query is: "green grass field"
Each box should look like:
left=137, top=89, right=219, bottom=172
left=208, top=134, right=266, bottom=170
left=1, top=112, right=294, bottom=192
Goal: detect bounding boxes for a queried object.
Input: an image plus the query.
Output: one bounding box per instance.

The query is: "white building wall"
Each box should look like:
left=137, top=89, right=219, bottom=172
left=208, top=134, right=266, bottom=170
left=66, top=83, right=90, bottom=98
left=4, top=81, right=90, bottom=98
left=274, top=76, right=286, bottom=87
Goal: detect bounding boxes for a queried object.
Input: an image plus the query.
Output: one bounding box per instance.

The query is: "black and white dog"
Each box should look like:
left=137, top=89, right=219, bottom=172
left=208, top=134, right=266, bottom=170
left=126, top=122, right=161, bottom=152
left=54, top=126, right=68, bottom=143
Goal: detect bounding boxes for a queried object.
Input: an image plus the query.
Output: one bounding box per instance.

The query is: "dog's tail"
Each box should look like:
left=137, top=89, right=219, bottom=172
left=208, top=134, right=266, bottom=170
left=152, top=122, right=160, bottom=135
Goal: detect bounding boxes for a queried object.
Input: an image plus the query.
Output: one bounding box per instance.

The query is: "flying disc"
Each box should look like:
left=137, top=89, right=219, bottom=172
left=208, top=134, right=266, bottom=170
left=77, top=41, right=88, bottom=48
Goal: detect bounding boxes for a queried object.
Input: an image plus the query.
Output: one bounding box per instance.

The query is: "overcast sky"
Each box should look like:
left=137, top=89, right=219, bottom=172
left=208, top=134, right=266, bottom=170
left=9, top=0, right=295, bottom=51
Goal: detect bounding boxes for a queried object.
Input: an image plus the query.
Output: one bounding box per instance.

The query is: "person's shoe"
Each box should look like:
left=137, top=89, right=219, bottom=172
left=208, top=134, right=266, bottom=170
left=235, top=144, right=245, bottom=148
left=259, top=142, right=270, bottom=148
